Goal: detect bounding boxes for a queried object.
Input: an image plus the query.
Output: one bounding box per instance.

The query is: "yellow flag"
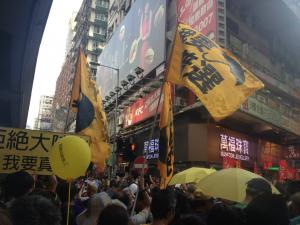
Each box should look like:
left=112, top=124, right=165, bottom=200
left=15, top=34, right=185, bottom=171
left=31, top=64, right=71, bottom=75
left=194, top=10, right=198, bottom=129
left=158, top=82, right=174, bottom=189
left=167, top=23, right=264, bottom=121
left=70, top=49, right=111, bottom=172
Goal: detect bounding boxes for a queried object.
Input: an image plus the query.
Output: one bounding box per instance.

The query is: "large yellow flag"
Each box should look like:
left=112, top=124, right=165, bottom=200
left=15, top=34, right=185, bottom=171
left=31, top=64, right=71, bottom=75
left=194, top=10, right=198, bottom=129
left=158, top=81, right=174, bottom=189
left=70, top=49, right=111, bottom=172
left=167, top=23, right=264, bottom=121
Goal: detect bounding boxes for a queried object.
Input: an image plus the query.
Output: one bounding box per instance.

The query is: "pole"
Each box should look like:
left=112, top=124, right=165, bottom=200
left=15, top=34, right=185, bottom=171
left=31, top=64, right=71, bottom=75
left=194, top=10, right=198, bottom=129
left=112, top=68, right=119, bottom=177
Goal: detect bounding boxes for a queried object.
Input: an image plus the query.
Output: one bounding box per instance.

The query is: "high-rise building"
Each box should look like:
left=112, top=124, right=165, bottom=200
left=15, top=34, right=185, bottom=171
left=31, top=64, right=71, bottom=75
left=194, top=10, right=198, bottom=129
left=71, top=0, right=109, bottom=77
left=36, top=95, right=53, bottom=131
left=97, top=0, right=300, bottom=177
left=52, top=0, right=109, bottom=132
left=65, top=12, right=77, bottom=57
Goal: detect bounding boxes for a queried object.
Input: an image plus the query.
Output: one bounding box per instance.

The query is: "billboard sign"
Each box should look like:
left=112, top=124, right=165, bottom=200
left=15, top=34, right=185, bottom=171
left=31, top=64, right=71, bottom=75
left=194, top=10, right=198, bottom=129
left=123, top=88, right=163, bottom=128
left=0, top=127, right=89, bottom=175
left=144, top=138, right=159, bottom=160
left=220, top=134, right=250, bottom=161
left=97, top=0, right=166, bottom=97
left=177, top=0, right=217, bottom=40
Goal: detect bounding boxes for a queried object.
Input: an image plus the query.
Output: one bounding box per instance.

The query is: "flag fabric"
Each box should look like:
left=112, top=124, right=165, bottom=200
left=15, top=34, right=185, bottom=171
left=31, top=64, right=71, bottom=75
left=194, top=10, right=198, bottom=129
left=70, top=49, right=110, bottom=172
left=158, top=81, right=174, bottom=189
left=167, top=23, right=264, bottom=121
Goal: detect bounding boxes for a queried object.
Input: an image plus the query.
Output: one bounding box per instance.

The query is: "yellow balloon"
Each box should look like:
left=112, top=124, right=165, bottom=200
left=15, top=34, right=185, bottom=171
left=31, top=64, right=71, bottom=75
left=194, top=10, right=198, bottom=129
left=49, top=135, right=91, bottom=180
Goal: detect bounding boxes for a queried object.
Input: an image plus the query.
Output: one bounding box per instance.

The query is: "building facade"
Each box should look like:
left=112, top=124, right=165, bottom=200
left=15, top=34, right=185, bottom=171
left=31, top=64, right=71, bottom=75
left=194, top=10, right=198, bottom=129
left=51, top=0, right=109, bottom=132
left=35, top=95, right=53, bottom=131
left=96, top=0, right=300, bottom=179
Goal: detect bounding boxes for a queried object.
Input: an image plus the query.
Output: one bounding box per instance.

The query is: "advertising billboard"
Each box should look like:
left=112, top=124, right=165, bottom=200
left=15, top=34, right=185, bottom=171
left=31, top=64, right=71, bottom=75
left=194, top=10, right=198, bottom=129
left=97, top=0, right=166, bottom=97
left=177, top=0, right=217, bottom=40
left=123, top=88, right=163, bottom=128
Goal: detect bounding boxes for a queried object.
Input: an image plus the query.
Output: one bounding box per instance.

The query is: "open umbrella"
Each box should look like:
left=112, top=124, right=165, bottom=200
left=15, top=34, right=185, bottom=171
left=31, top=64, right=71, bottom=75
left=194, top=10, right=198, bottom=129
left=168, top=167, right=216, bottom=185
left=196, top=168, right=280, bottom=203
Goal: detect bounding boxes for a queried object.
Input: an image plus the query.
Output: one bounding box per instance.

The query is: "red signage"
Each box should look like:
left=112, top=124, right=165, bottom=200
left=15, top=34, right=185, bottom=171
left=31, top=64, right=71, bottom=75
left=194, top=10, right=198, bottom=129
left=177, top=0, right=217, bottom=40
left=123, top=88, right=163, bottom=128
left=133, top=156, right=148, bottom=174
left=284, top=145, right=300, bottom=160
left=259, top=140, right=282, bottom=164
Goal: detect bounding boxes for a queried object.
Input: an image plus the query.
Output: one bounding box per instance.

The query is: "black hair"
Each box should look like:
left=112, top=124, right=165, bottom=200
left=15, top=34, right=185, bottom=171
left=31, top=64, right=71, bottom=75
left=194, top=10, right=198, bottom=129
left=207, top=203, right=243, bottom=225
left=98, top=204, right=129, bottom=225
left=246, top=178, right=271, bottom=198
left=9, top=195, right=61, bottom=225
left=151, top=189, right=176, bottom=220
left=4, top=171, right=34, bottom=201
left=245, top=193, right=289, bottom=225
left=176, top=214, right=205, bottom=225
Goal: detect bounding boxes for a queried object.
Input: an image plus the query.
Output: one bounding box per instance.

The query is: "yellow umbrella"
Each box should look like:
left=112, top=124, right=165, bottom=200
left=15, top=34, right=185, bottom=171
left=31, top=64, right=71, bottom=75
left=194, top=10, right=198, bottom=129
left=168, top=167, right=216, bottom=185
left=196, top=168, right=280, bottom=203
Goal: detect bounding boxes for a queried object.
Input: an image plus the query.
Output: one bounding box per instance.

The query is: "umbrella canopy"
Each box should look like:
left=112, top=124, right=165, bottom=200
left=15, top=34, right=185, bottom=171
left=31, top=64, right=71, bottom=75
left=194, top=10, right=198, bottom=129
left=196, top=168, right=280, bottom=203
left=168, top=167, right=216, bottom=185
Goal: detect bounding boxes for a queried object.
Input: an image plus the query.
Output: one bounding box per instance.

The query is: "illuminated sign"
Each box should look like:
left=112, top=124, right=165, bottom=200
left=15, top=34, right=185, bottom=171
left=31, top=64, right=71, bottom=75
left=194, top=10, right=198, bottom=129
left=144, top=138, right=159, bottom=160
left=220, top=134, right=250, bottom=161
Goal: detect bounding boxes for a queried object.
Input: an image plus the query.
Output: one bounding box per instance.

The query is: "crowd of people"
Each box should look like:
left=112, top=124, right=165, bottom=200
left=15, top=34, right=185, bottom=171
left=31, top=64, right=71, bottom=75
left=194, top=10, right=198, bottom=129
left=1, top=170, right=300, bottom=225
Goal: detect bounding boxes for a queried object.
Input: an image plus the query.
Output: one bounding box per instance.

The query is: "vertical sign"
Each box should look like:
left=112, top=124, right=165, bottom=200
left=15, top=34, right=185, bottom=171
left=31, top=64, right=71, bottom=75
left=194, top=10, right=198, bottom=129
left=177, top=0, right=217, bottom=40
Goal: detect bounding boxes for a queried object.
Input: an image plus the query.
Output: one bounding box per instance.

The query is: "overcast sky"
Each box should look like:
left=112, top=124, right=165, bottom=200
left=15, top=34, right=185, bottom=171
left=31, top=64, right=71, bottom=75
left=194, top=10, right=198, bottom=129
left=27, top=0, right=83, bottom=127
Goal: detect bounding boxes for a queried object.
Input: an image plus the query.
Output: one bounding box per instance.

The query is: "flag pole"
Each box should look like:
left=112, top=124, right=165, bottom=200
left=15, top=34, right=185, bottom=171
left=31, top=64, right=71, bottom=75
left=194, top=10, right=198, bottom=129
left=64, top=48, right=81, bottom=132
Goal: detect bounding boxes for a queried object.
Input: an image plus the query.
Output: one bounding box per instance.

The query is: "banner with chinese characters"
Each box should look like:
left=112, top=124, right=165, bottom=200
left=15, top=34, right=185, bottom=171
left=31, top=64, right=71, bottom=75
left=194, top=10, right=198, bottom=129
left=144, top=138, right=159, bottom=160
left=259, top=140, right=282, bottom=164
left=284, top=145, right=300, bottom=160
left=0, top=127, right=89, bottom=175
left=166, top=23, right=264, bottom=121
left=220, top=134, right=250, bottom=161
left=177, top=0, right=217, bottom=40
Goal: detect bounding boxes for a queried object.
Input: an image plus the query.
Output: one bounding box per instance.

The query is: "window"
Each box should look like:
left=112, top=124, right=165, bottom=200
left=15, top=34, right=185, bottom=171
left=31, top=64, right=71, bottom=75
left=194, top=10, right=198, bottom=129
left=96, top=0, right=109, bottom=8
left=96, top=13, right=107, bottom=21
left=94, top=26, right=105, bottom=35
left=93, top=41, right=99, bottom=49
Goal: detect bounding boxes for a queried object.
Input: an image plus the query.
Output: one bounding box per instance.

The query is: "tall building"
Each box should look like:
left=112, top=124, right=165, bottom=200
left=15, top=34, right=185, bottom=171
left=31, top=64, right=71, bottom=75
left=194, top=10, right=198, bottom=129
left=65, top=12, right=77, bottom=57
left=97, top=0, right=300, bottom=178
left=52, top=0, right=109, bottom=132
left=36, top=95, right=53, bottom=131
left=71, top=0, right=109, bottom=77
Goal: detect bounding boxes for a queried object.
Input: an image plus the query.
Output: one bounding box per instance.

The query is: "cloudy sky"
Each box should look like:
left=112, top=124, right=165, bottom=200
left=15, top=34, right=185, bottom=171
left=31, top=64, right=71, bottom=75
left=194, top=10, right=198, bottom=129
left=27, top=0, right=83, bottom=127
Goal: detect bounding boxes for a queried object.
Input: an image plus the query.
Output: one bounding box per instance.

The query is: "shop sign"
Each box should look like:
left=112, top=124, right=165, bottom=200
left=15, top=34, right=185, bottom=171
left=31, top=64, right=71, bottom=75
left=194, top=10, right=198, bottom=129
left=123, top=88, right=163, bottom=128
left=284, top=145, right=300, bottom=160
left=144, top=138, right=159, bottom=160
left=219, top=134, right=250, bottom=161
left=259, top=140, right=282, bottom=163
left=177, top=0, right=217, bottom=40
left=0, top=127, right=89, bottom=175
left=241, top=97, right=300, bottom=136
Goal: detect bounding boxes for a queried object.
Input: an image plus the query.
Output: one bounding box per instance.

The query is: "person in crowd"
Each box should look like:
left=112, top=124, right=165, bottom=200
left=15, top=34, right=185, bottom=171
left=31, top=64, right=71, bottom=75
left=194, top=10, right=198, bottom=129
left=31, top=175, right=60, bottom=206
left=175, top=214, right=205, bottom=225
left=0, top=208, right=12, bottom=225
left=98, top=204, right=129, bottom=225
left=235, top=178, right=272, bottom=209
left=76, top=192, right=112, bottom=225
left=288, top=192, right=300, bottom=225
left=207, top=203, right=243, bottom=225
left=170, top=188, right=193, bottom=225
left=9, top=195, right=61, bottom=225
left=191, top=192, right=214, bottom=223
left=150, top=189, right=176, bottom=225
left=244, top=193, right=290, bottom=225
left=3, top=171, right=35, bottom=206
left=130, top=189, right=151, bottom=225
